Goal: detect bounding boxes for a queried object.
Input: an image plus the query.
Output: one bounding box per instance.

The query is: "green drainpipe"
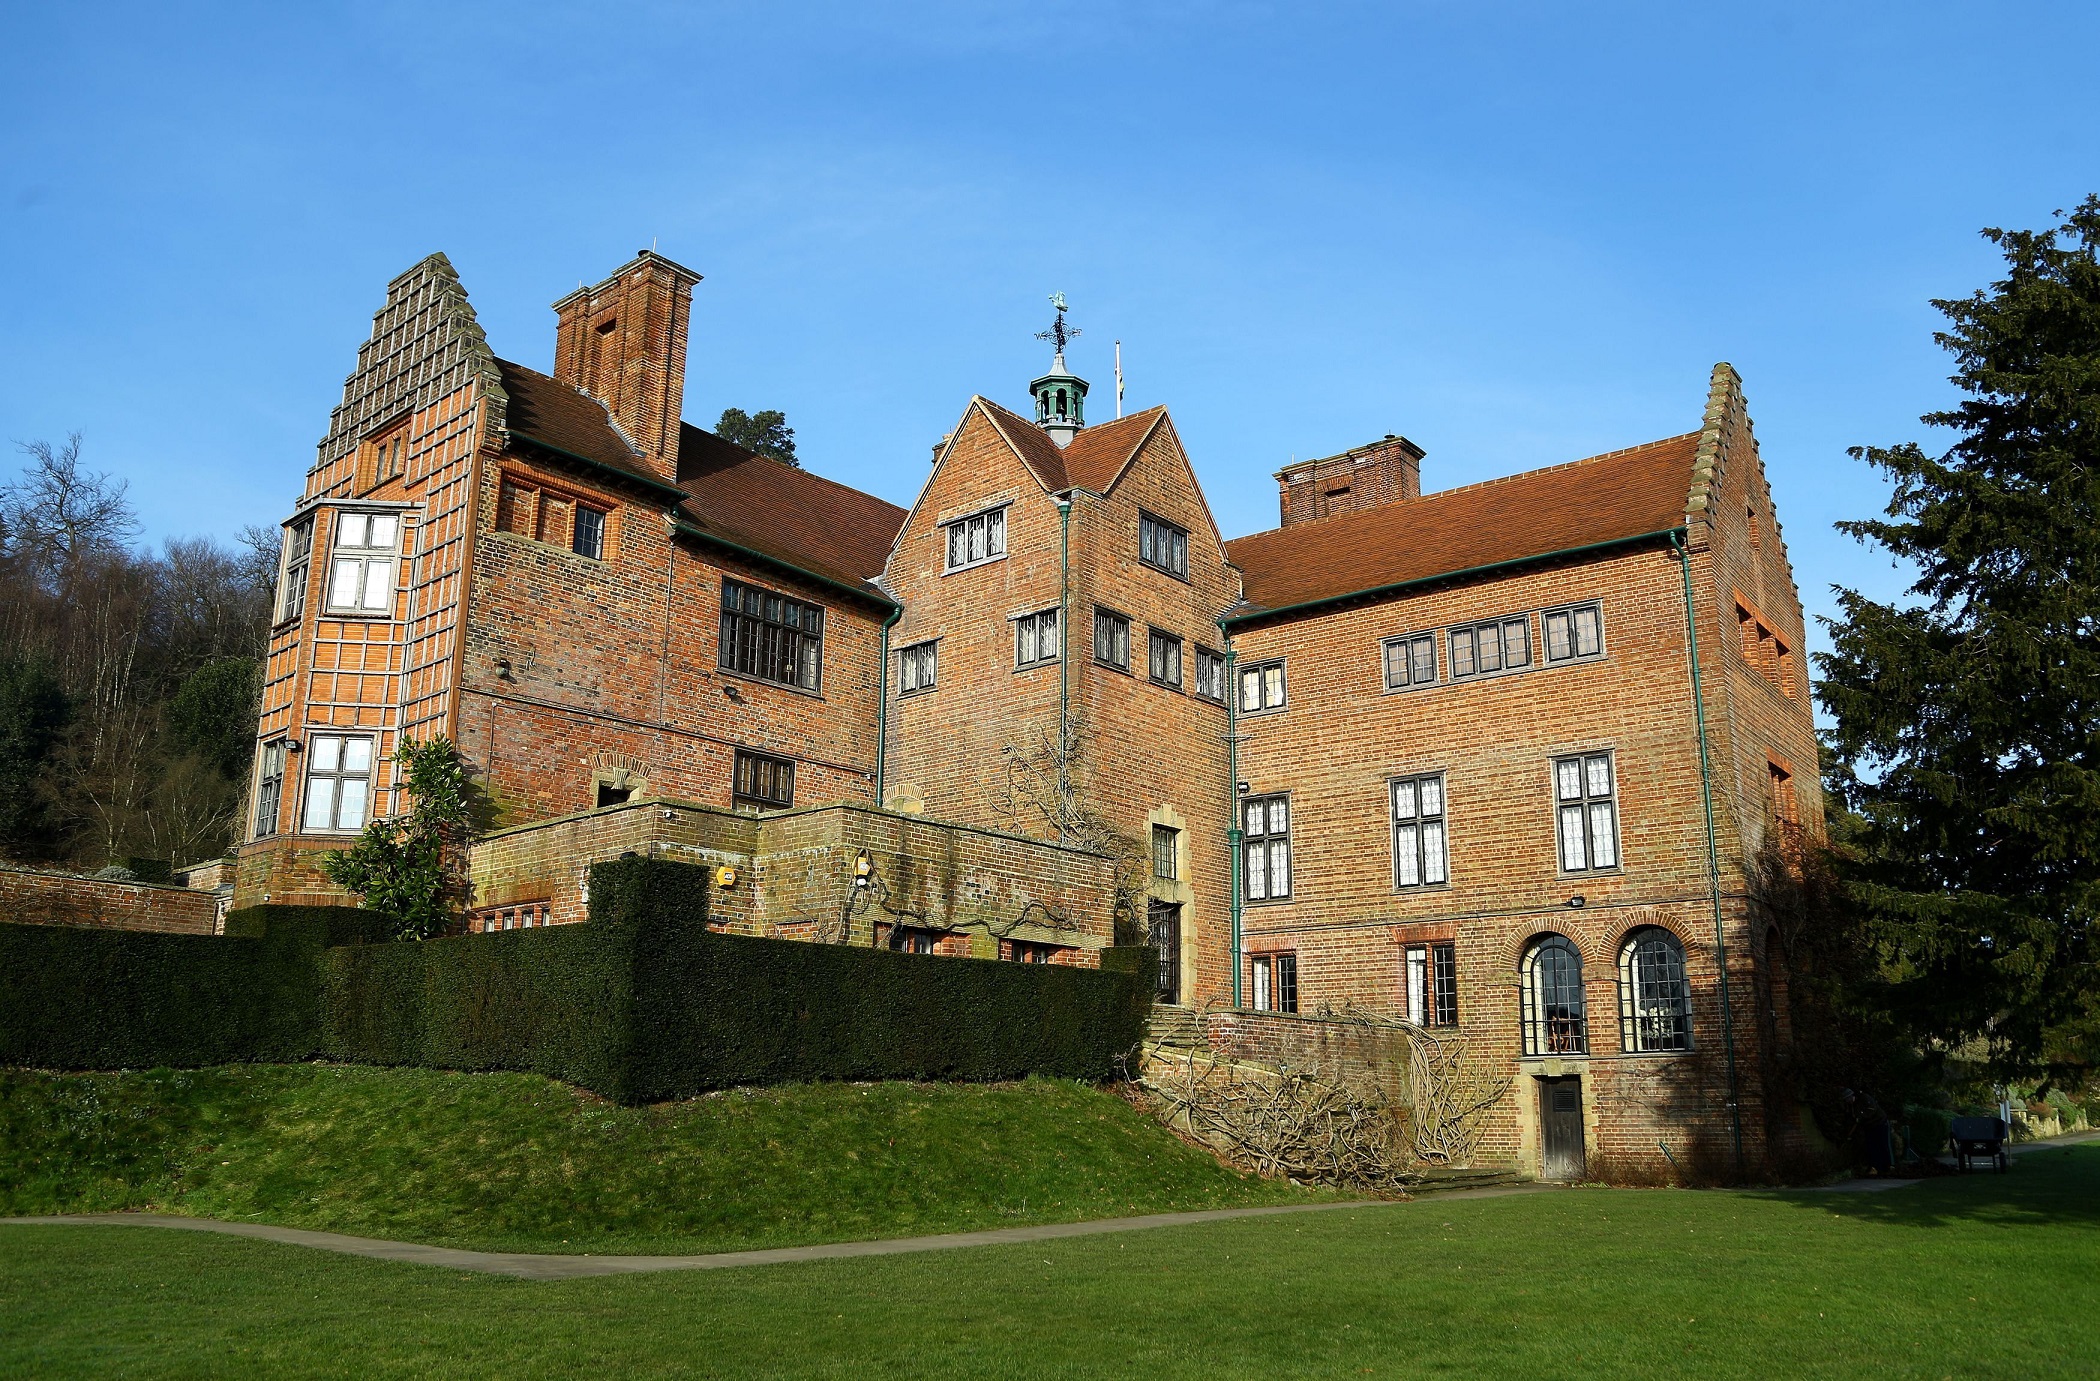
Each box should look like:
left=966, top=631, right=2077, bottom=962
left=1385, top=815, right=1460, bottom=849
left=1671, top=528, right=1746, bottom=1179
left=1056, top=495, right=1072, bottom=760
left=875, top=604, right=901, bottom=807
left=1219, top=619, right=1243, bottom=1009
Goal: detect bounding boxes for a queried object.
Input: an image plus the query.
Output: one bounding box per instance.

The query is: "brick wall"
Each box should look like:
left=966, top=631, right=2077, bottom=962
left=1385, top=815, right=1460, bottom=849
left=0, top=864, right=220, bottom=935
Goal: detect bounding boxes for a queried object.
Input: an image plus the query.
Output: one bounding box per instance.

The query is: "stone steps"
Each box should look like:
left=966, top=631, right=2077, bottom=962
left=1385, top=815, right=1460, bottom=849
left=1146, top=1004, right=1203, bottom=1049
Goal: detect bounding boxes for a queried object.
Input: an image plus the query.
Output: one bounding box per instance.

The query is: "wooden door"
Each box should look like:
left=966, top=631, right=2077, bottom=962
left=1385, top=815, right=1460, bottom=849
left=1539, top=1077, right=1586, bottom=1181
left=1147, top=901, right=1182, bottom=1005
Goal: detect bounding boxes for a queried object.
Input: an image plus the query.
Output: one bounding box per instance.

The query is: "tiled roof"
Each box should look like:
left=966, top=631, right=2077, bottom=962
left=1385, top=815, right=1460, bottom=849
left=672, top=423, right=907, bottom=597
left=495, top=358, right=906, bottom=598
left=1224, top=432, right=1702, bottom=619
left=973, top=398, right=1169, bottom=495
left=496, top=359, right=667, bottom=490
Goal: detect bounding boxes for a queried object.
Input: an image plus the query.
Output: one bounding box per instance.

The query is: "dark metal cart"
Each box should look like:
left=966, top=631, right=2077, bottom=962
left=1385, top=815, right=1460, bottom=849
left=1950, top=1115, right=2010, bottom=1172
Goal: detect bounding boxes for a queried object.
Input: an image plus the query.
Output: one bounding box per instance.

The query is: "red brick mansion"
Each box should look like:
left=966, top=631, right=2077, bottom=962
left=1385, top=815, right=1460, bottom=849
left=238, top=250, right=1824, bottom=1180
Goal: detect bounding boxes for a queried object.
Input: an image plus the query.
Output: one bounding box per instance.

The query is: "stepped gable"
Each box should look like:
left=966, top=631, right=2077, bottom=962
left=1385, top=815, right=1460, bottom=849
left=673, top=422, right=907, bottom=592
left=973, top=398, right=1168, bottom=494
left=1226, top=431, right=1702, bottom=617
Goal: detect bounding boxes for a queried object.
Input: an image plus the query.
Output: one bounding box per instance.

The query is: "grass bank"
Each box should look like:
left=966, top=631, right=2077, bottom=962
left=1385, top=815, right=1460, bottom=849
left=0, top=1064, right=1320, bottom=1254
left=3, top=1142, right=2093, bottom=1377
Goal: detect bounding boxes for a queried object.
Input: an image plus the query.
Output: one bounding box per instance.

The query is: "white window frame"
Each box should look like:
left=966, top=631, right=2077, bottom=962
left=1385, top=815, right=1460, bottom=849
left=1242, top=793, right=1291, bottom=902
left=1554, top=751, right=1620, bottom=873
left=278, top=516, right=314, bottom=624
left=942, top=504, right=1008, bottom=572
left=325, top=511, right=401, bottom=617
left=301, top=733, right=376, bottom=833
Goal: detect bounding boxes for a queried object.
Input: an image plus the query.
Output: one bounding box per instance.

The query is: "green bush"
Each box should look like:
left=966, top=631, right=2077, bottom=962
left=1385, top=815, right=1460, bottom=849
left=0, top=905, right=386, bottom=1070
left=323, top=858, right=1150, bottom=1103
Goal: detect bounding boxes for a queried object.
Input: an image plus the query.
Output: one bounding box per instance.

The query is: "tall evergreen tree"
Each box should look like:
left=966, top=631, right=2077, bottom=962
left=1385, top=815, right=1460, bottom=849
left=715, top=408, right=798, bottom=467
left=1820, top=197, right=2100, bottom=1083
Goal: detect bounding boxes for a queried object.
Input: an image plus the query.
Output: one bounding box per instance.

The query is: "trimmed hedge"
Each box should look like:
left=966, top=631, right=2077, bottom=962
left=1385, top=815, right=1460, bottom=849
left=324, top=858, right=1150, bottom=1103
left=0, top=905, right=388, bottom=1070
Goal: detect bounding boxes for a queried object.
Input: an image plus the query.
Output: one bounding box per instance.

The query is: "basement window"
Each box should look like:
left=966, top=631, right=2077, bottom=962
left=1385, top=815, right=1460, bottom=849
left=1005, top=939, right=1068, bottom=965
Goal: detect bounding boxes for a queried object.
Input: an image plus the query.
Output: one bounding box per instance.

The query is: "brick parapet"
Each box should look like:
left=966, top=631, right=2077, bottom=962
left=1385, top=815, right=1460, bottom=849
left=0, top=864, right=221, bottom=935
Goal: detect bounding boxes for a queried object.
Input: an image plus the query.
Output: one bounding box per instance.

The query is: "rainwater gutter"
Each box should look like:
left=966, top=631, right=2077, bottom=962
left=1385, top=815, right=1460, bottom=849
left=1670, top=526, right=1747, bottom=1180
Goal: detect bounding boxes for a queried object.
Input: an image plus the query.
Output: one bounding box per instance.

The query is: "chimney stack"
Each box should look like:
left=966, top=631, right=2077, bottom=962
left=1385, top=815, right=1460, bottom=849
left=1276, top=434, right=1425, bottom=527
left=552, top=251, right=702, bottom=482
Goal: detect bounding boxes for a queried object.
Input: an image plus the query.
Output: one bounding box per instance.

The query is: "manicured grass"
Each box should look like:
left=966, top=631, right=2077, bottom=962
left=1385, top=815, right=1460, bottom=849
left=0, top=1064, right=1321, bottom=1254
left=3, top=1144, right=2094, bottom=1378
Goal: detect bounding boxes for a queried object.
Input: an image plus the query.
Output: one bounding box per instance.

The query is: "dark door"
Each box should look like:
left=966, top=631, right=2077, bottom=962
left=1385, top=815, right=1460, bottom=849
left=1539, top=1077, right=1586, bottom=1181
left=1147, top=901, right=1182, bottom=1005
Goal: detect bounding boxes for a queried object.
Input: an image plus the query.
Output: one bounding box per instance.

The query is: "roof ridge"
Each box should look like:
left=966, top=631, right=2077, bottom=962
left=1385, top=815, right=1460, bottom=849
left=675, top=419, right=907, bottom=518
left=971, top=396, right=1065, bottom=492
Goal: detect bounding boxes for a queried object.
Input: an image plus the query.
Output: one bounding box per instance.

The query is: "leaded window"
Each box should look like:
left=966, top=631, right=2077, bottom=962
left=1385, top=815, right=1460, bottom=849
left=1093, top=608, right=1131, bottom=671
left=1383, top=632, right=1437, bottom=690
left=1194, top=646, right=1227, bottom=703
left=1015, top=608, right=1060, bottom=667
left=278, top=517, right=313, bottom=623
left=1543, top=602, right=1604, bottom=664
left=326, top=511, right=398, bottom=615
left=732, top=749, right=795, bottom=812
left=1139, top=512, right=1189, bottom=580
left=1449, top=615, right=1531, bottom=679
left=302, top=733, right=374, bottom=833
left=1148, top=628, right=1183, bottom=690
left=1405, top=942, right=1458, bottom=1027
left=1521, top=934, right=1588, bottom=1055
left=898, top=640, right=937, bottom=695
left=1554, top=752, right=1619, bottom=872
left=1152, top=824, right=1179, bottom=880
left=943, top=505, right=1007, bottom=571
left=720, top=578, right=824, bottom=691
left=1238, top=659, right=1285, bottom=713
left=1619, top=928, right=1691, bottom=1053
left=1243, top=794, right=1291, bottom=901
left=1391, top=773, right=1448, bottom=887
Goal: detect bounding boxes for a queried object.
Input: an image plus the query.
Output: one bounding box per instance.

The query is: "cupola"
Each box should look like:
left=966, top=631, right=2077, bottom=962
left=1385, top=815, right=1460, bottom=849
left=1029, top=292, right=1089, bottom=448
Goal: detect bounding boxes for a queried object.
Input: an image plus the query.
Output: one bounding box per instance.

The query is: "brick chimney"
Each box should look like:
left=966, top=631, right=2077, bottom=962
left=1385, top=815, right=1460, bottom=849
left=1276, top=434, right=1425, bottom=526
left=552, top=251, right=702, bottom=482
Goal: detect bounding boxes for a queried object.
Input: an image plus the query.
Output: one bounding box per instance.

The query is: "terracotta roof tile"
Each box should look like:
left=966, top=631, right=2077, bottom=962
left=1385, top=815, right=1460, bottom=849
left=673, top=423, right=907, bottom=597
left=1225, top=432, right=1701, bottom=618
left=495, top=359, right=663, bottom=487
left=971, top=399, right=1168, bottom=495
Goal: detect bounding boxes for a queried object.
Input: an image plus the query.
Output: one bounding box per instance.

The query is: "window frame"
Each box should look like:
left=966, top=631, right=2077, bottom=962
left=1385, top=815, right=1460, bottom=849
left=253, top=739, right=287, bottom=839
left=496, top=472, right=611, bottom=561
left=571, top=503, right=608, bottom=561
left=1390, top=772, right=1450, bottom=889
left=1381, top=631, right=1438, bottom=692
left=1404, top=941, right=1459, bottom=1028
left=323, top=510, right=401, bottom=618
left=1552, top=751, right=1621, bottom=875
left=1138, top=511, right=1190, bottom=581
left=1242, top=792, right=1292, bottom=903
left=1193, top=645, right=1227, bottom=704
left=1250, top=952, right=1299, bottom=1013
left=731, top=748, right=796, bottom=813
left=1448, top=614, right=1533, bottom=681
left=1237, top=658, right=1286, bottom=715
left=1520, top=934, right=1589, bottom=1056
left=1147, top=627, right=1184, bottom=691
left=1542, top=601, right=1606, bottom=666
left=1093, top=606, right=1132, bottom=672
left=277, top=516, right=314, bottom=625
left=897, top=639, right=938, bottom=696
left=719, top=577, right=825, bottom=694
left=1617, top=927, right=1693, bottom=1053
left=300, top=732, right=376, bottom=834
left=1013, top=607, right=1061, bottom=669
left=1152, top=823, right=1180, bottom=881
left=941, top=503, right=1009, bottom=573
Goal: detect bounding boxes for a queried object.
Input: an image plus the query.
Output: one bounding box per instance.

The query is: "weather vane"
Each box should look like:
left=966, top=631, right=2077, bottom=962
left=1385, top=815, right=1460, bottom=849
left=1035, top=291, right=1081, bottom=358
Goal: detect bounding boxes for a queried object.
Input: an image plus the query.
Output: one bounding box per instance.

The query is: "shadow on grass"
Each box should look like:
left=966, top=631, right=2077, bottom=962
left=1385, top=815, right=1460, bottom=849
left=1748, top=1142, right=2100, bottom=1231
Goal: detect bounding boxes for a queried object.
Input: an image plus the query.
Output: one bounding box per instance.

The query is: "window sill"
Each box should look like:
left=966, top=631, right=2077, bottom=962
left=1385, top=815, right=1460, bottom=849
left=1139, top=562, right=1190, bottom=583
left=1392, top=882, right=1453, bottom=894
left=1555, top=867, right=1625, bottom=881
left=718, top=668, right=825, bottom=700
left=940, top=554, right=1008, bottom=577
left=489, top=530, right=608, bottom=565
left=897, top=686, right=937, bottom=699
left=1148, top=678, right=1185, bottom=694
left=321, top=608, right=397, bottom=621
left=1092, top=659, right=1134, bottom=677
left=1236, top=705, right=1287, bottom=719
left=1013, top=659, right=1060, bottom=674
left=1243, top=895, right=1297, bottom=908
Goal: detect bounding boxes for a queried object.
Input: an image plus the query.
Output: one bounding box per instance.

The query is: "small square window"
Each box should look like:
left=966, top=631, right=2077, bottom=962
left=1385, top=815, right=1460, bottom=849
left=1238, top=659, right=1285, bottom=713
left=1382, top=632, right=1437, bottom=690
left=898, top=640, right=937, bottom=695
left=1014, top=608, right=1060, bottom=667
left=1147, top=628, right=1183, bottom=690
left=1543, top=602, right=1605, bottom=664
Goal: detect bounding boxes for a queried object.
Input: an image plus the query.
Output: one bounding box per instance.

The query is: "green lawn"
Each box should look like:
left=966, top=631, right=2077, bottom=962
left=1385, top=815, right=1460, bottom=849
left=0, top=1065, right=1321, bottom=1254
left=3, top=1143, right=2093, bottom=1378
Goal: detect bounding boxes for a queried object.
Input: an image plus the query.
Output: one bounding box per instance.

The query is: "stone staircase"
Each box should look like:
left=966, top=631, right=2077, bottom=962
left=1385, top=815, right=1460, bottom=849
left=1146, top=1004, right=1203, bottom=1050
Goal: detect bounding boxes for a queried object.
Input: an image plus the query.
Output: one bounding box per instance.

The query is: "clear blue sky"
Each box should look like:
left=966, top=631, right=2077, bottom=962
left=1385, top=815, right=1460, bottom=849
left=5, top=2, right=2098, bottom=668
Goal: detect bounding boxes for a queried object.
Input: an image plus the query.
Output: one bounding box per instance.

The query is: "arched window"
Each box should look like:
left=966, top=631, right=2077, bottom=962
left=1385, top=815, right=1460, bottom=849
left=1618, top=928, right=1691, bottom=1052
left=1520, top=935, right=1587, bottom=1055
left=1055, top=387, right=1068, bottom=418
